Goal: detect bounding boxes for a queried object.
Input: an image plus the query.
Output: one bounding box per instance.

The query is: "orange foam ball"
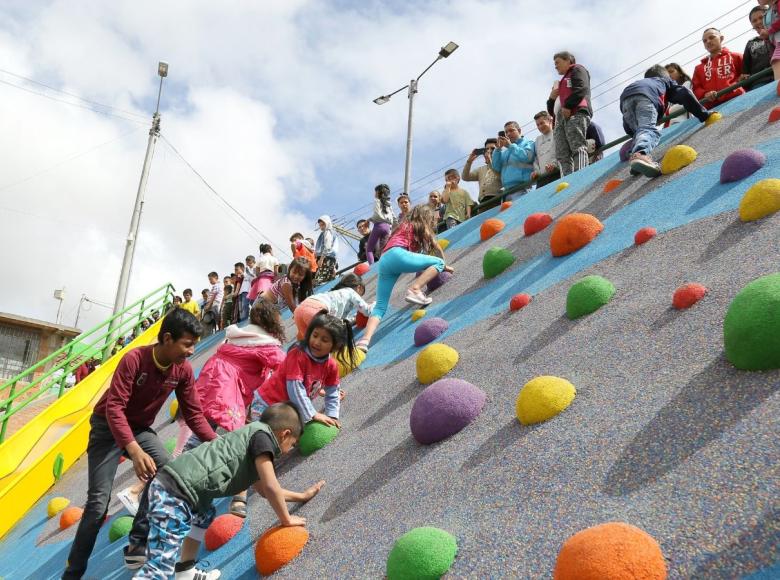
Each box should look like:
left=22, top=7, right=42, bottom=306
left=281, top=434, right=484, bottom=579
left=480, top=218, right=505, bottom=241
left=634, top=227, right=657, bottom=245
left=255, top=525, right=309, bottom=576
left=554, top=522, right=667, bottom=580
left=524, top=213, right=553, bottom=236
left=603, top=179, right=623, bottom=193
left=500, top=201, right=513, bottom=212
left=549, top=213, right=604, bottom=257
left=355, top=312, right=368, bottom=329
left=769, top=106, right=780, bottom=123
left=510, top=293, right=532, bottom=311
left=353, top=263, right=370, bottom=276
left=205, top=514, right=244, bottom=550
left=59, top=506, right=84, bottom=530
left=672, top=283, right=707, bottom=310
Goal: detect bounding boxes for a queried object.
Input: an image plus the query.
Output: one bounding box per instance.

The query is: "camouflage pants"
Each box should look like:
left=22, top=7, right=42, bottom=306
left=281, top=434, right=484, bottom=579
left=133, top=479, right=216, bottom=579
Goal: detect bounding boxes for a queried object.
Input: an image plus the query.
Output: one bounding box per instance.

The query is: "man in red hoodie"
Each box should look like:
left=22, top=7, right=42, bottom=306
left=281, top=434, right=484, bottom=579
left=693, top=28, right=745, bottom=109
left=62, top=308, right=217, bottom=579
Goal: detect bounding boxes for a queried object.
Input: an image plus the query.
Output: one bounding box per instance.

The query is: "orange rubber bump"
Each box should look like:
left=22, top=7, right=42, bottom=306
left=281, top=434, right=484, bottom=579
left=549, top=213, right=604, bottom=257
left=255, top=525, right=309, bottom=576
left=603, top=179, right=623, bottom=193
left=500, top=201, right=513, bottom=212
left=524, top=213, right=553, bottom=236
left=634, top=227, right=657, bottom=245
left=355, top=312, right=368, bottom=329
left=510, top=293, right=532, bottom=311
left=673, top=283, right=707, bottom=310
left=554, top=522, right=667, bottom=580
left=354, top=263, right=370, bottom=276
left=480, top=218, right=505, bottom=241
left=59, top=506, right=84, bottom=530
left=769, top=106, right=780, bottom=123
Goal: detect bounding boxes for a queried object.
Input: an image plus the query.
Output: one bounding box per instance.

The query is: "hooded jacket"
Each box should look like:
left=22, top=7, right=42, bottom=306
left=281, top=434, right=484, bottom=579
left=620, top=77, right=710, bottom=135
left=315, top=215, right=338, bottom=258
left=491, top=137, right=536, bottom=189
left=692, top=48, right=745, bottom=109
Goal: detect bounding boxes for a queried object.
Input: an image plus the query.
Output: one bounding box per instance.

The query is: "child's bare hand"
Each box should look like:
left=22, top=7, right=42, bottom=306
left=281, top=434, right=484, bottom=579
left=312, top=413, right=340, bottom=428
left=302, top=480, right=326, bottom=502
left=282, top=515, right=307, bottom=527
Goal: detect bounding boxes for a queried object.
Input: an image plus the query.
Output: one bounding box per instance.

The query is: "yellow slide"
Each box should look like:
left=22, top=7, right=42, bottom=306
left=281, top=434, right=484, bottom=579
left=0, top=320, right=162, bottom=540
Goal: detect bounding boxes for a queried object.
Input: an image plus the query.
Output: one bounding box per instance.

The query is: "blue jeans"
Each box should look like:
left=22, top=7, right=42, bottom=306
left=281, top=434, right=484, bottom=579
left=133, top=479, right=216, bottom=579
left=237, top=292, right=250, bottom=322
left=622, top=95, right=660, bottom=156
left=374, top=247, right=445, bottom=319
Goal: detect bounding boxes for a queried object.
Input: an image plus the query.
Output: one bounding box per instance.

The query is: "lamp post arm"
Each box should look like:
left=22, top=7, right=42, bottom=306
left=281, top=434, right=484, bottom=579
left=416, top=55, right=443, bottom=82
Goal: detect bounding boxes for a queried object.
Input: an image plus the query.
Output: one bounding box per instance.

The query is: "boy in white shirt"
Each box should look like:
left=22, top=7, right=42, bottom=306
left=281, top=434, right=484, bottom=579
left=202, top=272, right=223, bottom=336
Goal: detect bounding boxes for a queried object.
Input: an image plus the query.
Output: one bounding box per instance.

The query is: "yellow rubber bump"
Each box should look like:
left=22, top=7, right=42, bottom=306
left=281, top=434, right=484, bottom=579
left=411, top=309, right=427, bottom=322
left=705, top=111, right=722, bottom=127
left=169, top=398, right=179, bottom=421
left=416, top=343, right=459, bottom=384
left=515, top=376, right=576, bottom=425
left=47, top=497, right=70, bottom=518
left=437, top=239, right=450, bottom=251
left=661, top=145, right=697, bottom=175
left=337, top=346, right=366, bottom=378
left=556, top=182, right=570, bottom=193
left=739, top=178, right=780, bottom=222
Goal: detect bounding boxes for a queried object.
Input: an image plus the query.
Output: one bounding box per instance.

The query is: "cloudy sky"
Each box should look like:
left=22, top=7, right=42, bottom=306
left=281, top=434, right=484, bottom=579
left=0, top=0, right=755, bottom=330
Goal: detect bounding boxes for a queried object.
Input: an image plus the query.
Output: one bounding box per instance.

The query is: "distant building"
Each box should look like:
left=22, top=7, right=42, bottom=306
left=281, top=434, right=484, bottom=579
left=0, top=313, right=80, bottom=380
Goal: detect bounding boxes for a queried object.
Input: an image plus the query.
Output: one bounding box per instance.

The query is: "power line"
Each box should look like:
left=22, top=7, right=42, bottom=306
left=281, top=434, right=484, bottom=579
left=160, top=136, right=293, bottom=259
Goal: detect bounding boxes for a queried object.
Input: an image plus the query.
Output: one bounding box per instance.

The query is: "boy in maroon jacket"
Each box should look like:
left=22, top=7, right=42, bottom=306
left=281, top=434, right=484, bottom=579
left=63, top=309, right=217, bottom=580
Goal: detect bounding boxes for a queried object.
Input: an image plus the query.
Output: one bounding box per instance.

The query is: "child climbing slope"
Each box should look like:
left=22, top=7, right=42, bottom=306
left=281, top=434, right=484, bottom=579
left=133, top=403, right=324, bottom=580
left=357, top=204, right=454, bottom=352
left=260, top=257, right=313, bottom=313
left=293, top=273, right=374, bottom=340
left=251, top=313, right=357, bottom=428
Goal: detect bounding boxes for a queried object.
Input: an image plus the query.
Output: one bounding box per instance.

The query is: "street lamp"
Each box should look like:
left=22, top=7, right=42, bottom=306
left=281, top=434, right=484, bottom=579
left=373, top=42, right=459, bottom=198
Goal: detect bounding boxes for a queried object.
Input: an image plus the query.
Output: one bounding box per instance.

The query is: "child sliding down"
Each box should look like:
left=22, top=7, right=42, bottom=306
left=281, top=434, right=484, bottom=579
left=133, top=403, right=324, bottom=580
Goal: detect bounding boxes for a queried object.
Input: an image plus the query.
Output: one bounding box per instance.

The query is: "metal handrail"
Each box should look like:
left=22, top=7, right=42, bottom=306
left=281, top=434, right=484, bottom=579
left=0, top=282, right=175, bottom=442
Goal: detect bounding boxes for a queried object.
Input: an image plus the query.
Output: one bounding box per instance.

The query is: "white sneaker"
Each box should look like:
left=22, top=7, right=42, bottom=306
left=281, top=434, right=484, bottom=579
left=405, top=289, right=432, bottom=306
left=174, top=563, right=221, bottom=580
left=117, top=487, right=140, bottom=516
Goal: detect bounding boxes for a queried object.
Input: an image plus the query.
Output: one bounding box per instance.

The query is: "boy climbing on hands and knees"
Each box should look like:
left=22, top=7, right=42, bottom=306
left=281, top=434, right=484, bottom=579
left=133, top=403, right=324, bottom=580
left=62, top=309, right=217, bottom=580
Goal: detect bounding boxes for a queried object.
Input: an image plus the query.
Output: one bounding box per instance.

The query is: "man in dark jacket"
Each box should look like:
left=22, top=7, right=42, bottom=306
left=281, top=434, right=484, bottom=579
left=742, top=6, right=773, bottom=90
left=620, top=65, right=713, bottom=178
left=356, top=219, right=370, bottom=262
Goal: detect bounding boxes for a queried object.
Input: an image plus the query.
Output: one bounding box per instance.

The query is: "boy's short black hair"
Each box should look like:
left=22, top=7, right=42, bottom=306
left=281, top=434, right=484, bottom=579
left=183, top=288, right=193, bottom=296
left=374, top=183, right=391, bottom=196
left=533, top=111, right=552, bottom=120
left=260, top=403, right=303, bottom=439
left=201, top=289, right=209, bottom=295
left=208, top=271, right=218, bottom=278
left=484, top=138, right=498, bottom=146
left=504, top=121, right=521, bottom=131
left=554, top=51, right=576, bottom=63
left=289, top=233, right=303, bottom=242
left=750, top=6, right=766, bottom=19
left=158, top=308, right=202, bottom=342
left=356, top=219, right=369, bottom=228
left=644, top=65, right=670, bottom=79
left=246, top=255, right=255, bottom=262
left=234, top=262, right=245, bottom=270
left=444, top=168, right=460, bottom=178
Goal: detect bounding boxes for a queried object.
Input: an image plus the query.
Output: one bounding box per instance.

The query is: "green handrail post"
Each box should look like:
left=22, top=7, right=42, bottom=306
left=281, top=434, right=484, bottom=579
left=0, top=381, right=16, bottom=442
left=56, top=343, right=74, bottom=399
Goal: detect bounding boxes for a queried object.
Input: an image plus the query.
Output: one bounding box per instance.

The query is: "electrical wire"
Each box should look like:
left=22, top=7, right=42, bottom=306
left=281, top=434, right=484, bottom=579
left=160, top=136, right=293, bottom=259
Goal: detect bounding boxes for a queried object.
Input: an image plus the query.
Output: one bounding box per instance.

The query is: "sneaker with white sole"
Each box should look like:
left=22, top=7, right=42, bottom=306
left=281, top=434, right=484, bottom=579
left=405, top=289, right=432, bottom=306
left=174, top=560, right=221, bottom=580
left=117, top=487, right=140, bottom=516
left=630, top=155, right=662, bottom=178
left=123, top=544, right=146, bottom=570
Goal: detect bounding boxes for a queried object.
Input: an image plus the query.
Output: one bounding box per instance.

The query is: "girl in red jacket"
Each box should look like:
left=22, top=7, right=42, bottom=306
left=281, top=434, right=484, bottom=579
left=693, top=28, right=745, bottom=109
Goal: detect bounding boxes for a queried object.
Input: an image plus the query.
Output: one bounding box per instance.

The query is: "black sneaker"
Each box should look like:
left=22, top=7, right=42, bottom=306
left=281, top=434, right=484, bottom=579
left=124, top=544, right=146, bottom=570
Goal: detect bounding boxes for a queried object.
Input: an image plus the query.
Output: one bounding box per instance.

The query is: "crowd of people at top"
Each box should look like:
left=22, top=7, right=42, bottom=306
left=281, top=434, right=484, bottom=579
left=59, top=5, right=780, bottom=579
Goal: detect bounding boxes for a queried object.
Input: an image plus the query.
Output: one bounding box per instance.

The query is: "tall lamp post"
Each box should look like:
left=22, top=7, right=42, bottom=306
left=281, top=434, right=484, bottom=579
left=373, top=42, right=458, bottom=197
left=111, top=61, right=168, bottom=316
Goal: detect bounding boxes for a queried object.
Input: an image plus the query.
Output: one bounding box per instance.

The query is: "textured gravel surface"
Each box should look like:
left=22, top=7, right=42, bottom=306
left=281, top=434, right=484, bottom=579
left=2, top=83, right=779, bottom=580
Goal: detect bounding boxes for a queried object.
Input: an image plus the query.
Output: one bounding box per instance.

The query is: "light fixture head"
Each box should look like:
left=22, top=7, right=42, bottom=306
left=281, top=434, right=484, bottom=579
left=158, top=61, right=169, bottom=78
left=439, top=41, right=459, bottom=58
left=373, top=95, right=390, bottom=105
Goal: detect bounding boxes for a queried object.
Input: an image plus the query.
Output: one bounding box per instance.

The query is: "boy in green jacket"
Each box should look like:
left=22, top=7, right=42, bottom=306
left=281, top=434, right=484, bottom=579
left=133, top=403, right=324, bottom=580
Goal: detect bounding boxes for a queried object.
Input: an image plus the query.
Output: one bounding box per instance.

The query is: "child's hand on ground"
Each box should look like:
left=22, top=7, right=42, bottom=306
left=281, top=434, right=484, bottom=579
left=444, top=265, right=455, bottom=274
left=312, top=413, right=340, bottom=428
left=281, top=515, right=307, bottom=527
left=302, top=480, right=326, bottom=502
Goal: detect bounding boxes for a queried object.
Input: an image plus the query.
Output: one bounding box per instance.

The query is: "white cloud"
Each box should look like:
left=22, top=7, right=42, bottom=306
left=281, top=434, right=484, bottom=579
left=0, top=0, right=753, bottom=330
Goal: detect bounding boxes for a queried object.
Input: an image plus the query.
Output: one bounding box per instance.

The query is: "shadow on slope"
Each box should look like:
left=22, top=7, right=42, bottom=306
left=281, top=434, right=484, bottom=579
left=460, top=418, right=540, bottom=472
left=603, top=356, right=780, bottom=496
left=320, top=435, right=433, bottom=523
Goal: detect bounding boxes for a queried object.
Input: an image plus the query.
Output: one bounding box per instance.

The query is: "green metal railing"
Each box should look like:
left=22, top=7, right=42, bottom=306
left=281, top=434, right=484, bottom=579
left=0, top=283, right=175, bottom=442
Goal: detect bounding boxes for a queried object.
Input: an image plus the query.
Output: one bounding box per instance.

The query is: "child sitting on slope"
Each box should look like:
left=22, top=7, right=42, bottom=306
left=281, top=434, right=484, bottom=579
left=174, top=300, right=287, bottom=517
left=250, top=313, right=357, bottom=429
left=293, top=273, right=374, bottom=340
left=132, top=403, right=323, bottom=580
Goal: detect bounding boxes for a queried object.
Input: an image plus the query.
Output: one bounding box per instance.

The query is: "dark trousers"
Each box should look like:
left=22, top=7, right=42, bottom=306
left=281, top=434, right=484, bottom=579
left=62, top=414, right=170, bottom=579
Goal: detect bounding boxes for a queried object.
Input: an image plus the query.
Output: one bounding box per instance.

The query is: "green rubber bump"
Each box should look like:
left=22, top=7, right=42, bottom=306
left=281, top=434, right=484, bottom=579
left=724, top=272, right=780, bottom=370
left=566, top=275, right=616, bottom=319
left=109, top=515, right=134, bottom=542
left=164, top=437, right=176, bottom=455
left=298, top=422, right=339, bottom=456
left=53, top=452, right=64, bottom=481
left=482, top=247, right=516, bottom=279
left=387, top=526, right=458, bottom=580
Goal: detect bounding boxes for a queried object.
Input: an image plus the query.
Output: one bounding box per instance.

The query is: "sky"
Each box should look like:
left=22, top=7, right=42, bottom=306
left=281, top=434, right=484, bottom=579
left=0, top=0, right=757, bottom=330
